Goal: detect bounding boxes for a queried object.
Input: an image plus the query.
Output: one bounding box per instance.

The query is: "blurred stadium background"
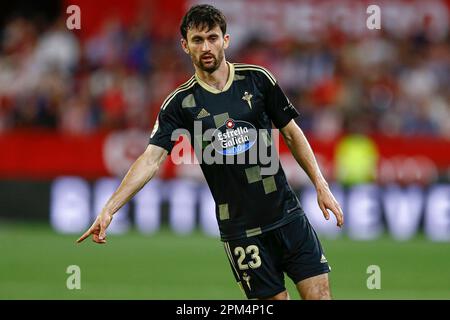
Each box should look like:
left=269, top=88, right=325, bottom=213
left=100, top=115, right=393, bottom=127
left=0, top=0, right=449, bottom=299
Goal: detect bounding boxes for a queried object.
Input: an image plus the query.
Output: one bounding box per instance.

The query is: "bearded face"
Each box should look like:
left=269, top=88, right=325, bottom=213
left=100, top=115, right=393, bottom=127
left=183, top=25, right=229, bottom=73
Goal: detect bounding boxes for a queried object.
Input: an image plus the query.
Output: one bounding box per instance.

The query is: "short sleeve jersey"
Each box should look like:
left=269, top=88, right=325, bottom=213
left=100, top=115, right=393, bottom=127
left=149, top=62, right=304, bottom=241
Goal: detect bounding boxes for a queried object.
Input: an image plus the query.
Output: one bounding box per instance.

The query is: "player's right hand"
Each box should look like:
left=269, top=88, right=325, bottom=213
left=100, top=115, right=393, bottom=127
left=76, top=213, right=113, bottom=244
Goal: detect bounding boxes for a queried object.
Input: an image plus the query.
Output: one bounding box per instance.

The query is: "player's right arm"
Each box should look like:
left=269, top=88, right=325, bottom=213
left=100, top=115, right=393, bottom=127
left=77, top=84, right=186, bottom=244
left=76, top=144, right=168, bottom=244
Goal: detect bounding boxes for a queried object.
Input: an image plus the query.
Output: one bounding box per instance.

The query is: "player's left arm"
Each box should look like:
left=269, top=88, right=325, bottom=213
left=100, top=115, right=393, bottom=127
left=257, top=67, right=343, bottom=226
left=280, top=120, right=344, bottom=227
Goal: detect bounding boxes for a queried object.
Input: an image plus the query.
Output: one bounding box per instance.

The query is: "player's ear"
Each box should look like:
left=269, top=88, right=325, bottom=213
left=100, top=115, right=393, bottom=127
left=181, top=38, right=190, bottom=54
left=223, top=34, right=230, bottom=50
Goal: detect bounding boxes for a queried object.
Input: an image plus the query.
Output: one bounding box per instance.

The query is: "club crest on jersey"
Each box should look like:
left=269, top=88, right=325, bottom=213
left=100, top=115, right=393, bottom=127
left=242, top=91, right=253, bottom=109
left=212, top=118, right=257, bottom=156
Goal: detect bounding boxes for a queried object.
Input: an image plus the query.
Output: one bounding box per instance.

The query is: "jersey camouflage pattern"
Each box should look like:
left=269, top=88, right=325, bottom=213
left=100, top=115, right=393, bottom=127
left=149, top=62, right=304, bottom=241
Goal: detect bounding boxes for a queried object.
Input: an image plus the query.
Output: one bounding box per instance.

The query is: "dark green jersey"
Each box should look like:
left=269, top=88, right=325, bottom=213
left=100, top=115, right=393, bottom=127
left=149, top=62, right=304, bottom=241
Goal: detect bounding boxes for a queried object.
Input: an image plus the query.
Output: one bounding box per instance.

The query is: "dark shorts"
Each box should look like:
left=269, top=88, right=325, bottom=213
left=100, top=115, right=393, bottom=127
left=223, top=214, right=330, bottom=299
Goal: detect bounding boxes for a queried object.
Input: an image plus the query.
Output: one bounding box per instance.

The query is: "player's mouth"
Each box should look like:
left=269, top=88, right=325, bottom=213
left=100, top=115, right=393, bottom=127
left=201, top=54, right=215, bottom=63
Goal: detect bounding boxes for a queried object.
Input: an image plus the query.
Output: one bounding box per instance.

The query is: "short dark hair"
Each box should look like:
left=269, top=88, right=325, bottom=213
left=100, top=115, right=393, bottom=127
left=180, top=4, right=227, bottom=40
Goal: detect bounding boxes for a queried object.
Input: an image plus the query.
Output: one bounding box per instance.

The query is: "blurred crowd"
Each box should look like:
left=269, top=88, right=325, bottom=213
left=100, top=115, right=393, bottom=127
left=0, top=13, right=449, bottom=138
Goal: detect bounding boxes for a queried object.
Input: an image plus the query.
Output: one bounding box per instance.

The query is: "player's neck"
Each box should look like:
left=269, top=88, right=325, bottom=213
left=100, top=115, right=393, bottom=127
left=195, top=59, right=229, bottom=91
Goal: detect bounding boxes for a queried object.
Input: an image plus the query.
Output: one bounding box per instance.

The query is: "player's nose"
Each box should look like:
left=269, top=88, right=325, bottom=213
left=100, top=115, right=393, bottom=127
left=202, top=41, right=210, bottom=51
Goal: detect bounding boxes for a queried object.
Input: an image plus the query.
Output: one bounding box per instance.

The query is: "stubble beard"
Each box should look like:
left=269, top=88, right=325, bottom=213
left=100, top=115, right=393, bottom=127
left=194, top=50, right=224, bottom=74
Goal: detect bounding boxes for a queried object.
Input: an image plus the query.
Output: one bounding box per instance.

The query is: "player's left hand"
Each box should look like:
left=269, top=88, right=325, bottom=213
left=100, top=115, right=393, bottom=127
left=316, top=184, right=344, bottom=228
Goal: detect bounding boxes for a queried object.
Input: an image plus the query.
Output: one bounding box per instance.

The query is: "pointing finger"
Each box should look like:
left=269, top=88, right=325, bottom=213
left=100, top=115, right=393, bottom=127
left=76, top=228, right=93, bottom=243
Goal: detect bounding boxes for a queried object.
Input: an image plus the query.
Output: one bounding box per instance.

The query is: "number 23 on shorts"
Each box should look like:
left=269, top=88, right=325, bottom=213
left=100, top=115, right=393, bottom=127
left=234, top=245, right=262, bottom=270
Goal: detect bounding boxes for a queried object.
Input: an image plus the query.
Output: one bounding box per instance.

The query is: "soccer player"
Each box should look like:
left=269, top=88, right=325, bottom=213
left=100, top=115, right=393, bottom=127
left=77, top=4, right=344, bottom=300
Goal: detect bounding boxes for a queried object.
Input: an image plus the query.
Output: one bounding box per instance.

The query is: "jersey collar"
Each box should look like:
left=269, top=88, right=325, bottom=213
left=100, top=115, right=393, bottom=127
left=195, top=62, right=235, bottom=94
